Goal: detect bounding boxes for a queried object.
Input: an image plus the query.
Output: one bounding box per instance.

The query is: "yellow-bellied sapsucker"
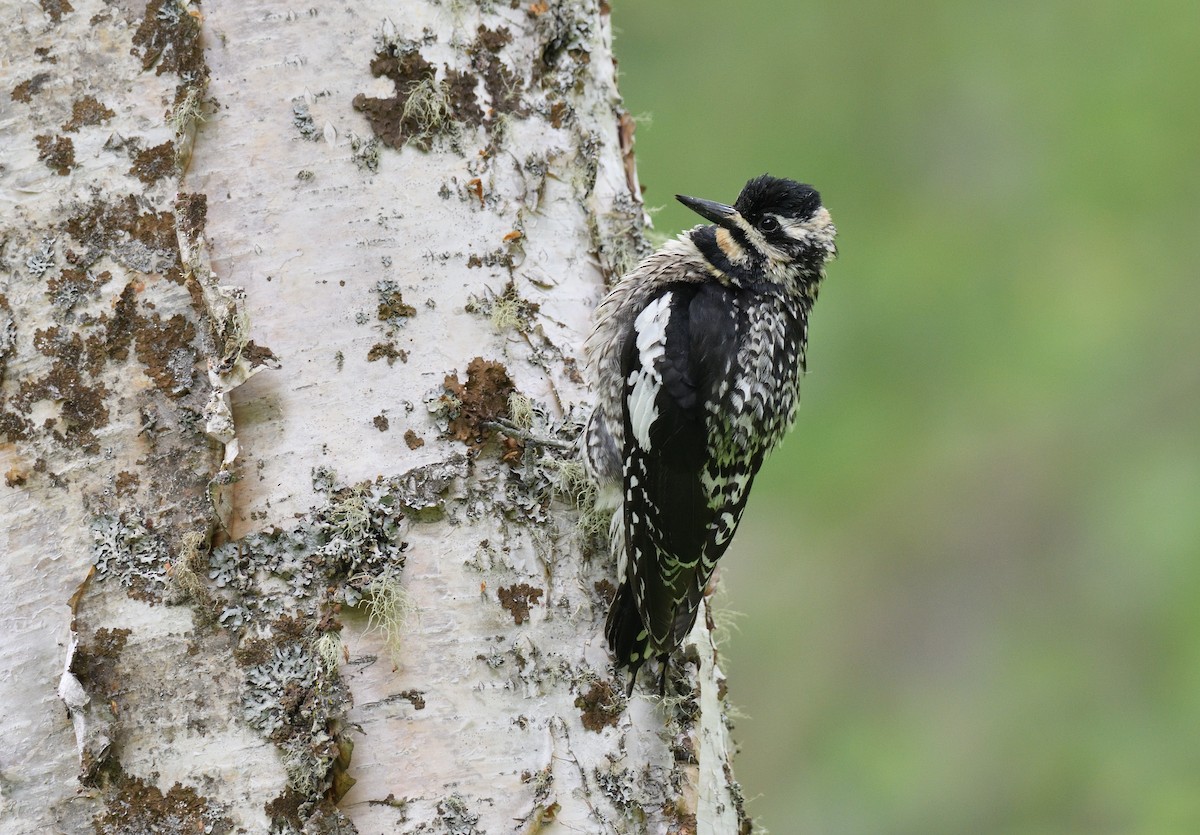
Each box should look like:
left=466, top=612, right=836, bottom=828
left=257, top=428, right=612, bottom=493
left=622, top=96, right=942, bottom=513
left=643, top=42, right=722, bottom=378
left=584, top=174, right=838, bottom=693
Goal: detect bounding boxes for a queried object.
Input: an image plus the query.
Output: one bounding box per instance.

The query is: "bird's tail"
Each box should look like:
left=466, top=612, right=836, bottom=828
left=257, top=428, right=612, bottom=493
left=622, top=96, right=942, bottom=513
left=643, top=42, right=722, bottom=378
left=605, top=581, right=649, bottom=694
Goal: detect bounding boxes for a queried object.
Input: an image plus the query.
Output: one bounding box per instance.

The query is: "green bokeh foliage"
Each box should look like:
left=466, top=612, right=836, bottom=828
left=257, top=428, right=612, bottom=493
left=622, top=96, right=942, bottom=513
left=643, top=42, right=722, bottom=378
left=614, top=2, right=1200, bottom=832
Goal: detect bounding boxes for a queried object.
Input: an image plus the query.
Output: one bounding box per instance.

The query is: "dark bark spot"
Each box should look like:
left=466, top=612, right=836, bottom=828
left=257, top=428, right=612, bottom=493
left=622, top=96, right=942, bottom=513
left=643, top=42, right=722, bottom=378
left=11, top=73, right=52, bottom=103
left=498, top=582, right=543, bottom=625
left=442, top=357, right=519, bottom=456
left=62, top=95, right=115, bottom=131
left=399, top=689, right=426, bottom=710
left=174, top=192, right=207, bottom=247
left=377, top=291, right=416, bottom=322
left=352, top=48, right=438, bottom=149
left=39, top=0, right=73, bottom=23
left=134, top=313, right=198, bottom=397
left=367, top=341, right=407, bottom=365
left=132, top=0, right=206, bottom=78
left=93, top=771, right=230, bottom=834
left=130, top=141, right=177, bottom=184
left=35, top=134, right=75, bottom=175
left=575, top=680, right=621, bottom=732
left=593, top=579, right=616, bottom=606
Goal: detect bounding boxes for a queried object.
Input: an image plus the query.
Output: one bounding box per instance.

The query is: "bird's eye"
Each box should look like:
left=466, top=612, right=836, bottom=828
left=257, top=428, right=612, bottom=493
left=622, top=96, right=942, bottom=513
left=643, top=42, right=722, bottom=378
left=760, top=216, right=780, bottom=232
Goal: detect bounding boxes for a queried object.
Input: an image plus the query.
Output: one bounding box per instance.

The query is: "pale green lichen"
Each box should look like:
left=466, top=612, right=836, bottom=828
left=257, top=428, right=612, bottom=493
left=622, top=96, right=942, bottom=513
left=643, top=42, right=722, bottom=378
left=598, top=191, right=652, bottom=281
left=166, top=528, right=211, bottom=605
left=240, top=637, right=348, bottom=817
left=292, top=100, right=319, bottom=141
left=507, top=393, right=534, bottom=430
left=169, top=85, right=205, bottom=136
left=489, top=295, right=525, bottom=331
left=314, top=631, right=344, bottom=674
left=241, top=644, right=318, bottom=737
left=207, top=468, right=419, bottom=622
left=547, top=458, right=606, bottom=538
left=594, top=765, right=639, bottom=814
left=207, top=454, right=603, bottom=820
left=465, top=282, right=540, bottom=334
left=91, top=514, right=171, bottom=599
left=436, top=793, right=480, bottom=835
left=349, top=131, right=381, bottom=172
left=26, top=236, right=57, bottom=277
left=488, top=110, right=514, bottom=151
left=400, top=77, right=460, bottom=150
left=325, top=487, right=374, bottom=545
left=708, top=590, right=745, bottom=650
left=363, top=574, right=416, bottom=656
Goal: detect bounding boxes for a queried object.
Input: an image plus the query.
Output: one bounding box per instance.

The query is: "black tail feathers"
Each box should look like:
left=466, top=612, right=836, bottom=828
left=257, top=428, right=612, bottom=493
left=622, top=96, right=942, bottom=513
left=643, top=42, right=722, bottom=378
left=605, top=582, right=650, bottom=695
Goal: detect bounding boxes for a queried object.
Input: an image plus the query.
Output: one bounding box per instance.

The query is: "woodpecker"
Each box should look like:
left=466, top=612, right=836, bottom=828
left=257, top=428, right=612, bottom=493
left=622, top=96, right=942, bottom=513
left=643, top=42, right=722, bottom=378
left=583, top=174, right=838, bottom=693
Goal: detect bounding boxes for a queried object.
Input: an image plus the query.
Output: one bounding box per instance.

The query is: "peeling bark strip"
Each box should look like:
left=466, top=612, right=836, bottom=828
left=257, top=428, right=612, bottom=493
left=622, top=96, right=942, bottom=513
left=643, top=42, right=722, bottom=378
left=2, top=0, right=750, bottom=833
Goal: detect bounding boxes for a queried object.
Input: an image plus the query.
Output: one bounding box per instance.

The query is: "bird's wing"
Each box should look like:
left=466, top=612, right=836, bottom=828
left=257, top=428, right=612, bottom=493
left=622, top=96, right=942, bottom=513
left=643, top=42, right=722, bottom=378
left=620, top=281, right=745, bottom=650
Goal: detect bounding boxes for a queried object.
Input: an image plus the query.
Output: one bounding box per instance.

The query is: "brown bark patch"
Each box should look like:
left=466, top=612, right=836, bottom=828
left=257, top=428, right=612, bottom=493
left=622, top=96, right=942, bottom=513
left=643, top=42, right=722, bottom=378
left=354, top=30, right=526, bottom=150
left=497, top=582, right=543, bottom=625
left=575, top=680, right=621, bottom=732
left=468, top=26, right=527, bottom=120
left=265, top=790, right=304, bottom=831
left=132, top=0, right=205, bottom=78
left=93, top=771, right=230, bottom=835
left=442, top=357, right=518, bottom=454
left=130, top=141, right=177, bottom=184
left=377, top=290, right=416, bottom=322
left=174, top=192, right=207, bottom=247
left=134, top=312, right=198, bottom=397
left=19, top=327, right=110, bottom=453
left=62, top=95, right=115, bottom=131
left=39, top=0, right=73, bottom=23
left=241, top=340, right=279, bottom=369
left=35, top=134, right=75, bottom=175
left=66, top=196, right=179, bottom=264
left=11, top=72, right=52, bottom=103
left=47, top=267, right=109, bottom=314
left=69, top=627, right=131, bottom=703
left=114, top=470, right=140, bottom=497
left=367, top=341, right=407, bottom=365
left=352, top=48, right=438, bottom=149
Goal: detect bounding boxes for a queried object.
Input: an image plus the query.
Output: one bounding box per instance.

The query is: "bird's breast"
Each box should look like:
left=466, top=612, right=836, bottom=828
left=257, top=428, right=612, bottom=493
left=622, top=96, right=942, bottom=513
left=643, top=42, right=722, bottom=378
left=714, top=295, right=806, bottom=457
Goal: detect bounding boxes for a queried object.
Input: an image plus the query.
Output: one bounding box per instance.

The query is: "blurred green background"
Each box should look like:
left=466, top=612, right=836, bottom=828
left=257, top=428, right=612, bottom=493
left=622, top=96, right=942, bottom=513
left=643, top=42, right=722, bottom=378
left=614, top=2, right=1200, bottom=832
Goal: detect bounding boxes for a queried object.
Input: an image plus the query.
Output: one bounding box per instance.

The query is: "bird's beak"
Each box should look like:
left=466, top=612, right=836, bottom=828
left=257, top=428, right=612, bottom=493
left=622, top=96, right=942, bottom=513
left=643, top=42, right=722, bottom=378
left=676, top=194, right=738, bottom=230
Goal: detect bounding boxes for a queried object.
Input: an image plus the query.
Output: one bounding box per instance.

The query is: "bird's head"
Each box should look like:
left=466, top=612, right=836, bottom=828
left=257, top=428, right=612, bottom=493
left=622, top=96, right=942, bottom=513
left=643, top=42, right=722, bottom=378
left=677, top=174, right=837, bottom=273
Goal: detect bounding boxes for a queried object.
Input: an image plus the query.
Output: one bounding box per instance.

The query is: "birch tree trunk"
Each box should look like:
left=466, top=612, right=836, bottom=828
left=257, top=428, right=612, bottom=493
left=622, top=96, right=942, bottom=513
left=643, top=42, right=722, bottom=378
left=0, top=1, right=750, bottom=832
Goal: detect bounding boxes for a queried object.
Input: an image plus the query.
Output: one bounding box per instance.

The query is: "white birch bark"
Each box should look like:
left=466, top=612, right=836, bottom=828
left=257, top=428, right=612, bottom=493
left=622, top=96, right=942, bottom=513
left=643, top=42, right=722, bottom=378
left=0, top=1, right=750, bottom=833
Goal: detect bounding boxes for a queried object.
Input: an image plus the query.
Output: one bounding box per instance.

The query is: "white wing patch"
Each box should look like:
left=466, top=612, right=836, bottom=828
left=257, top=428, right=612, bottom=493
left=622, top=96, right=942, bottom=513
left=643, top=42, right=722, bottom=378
left=626, top=292, right=673, bottom=451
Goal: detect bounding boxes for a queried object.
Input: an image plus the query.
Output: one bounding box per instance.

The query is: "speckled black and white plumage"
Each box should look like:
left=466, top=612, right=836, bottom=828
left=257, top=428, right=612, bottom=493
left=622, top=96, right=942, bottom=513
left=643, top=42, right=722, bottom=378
left=583, top=175, right=838, bottom=692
